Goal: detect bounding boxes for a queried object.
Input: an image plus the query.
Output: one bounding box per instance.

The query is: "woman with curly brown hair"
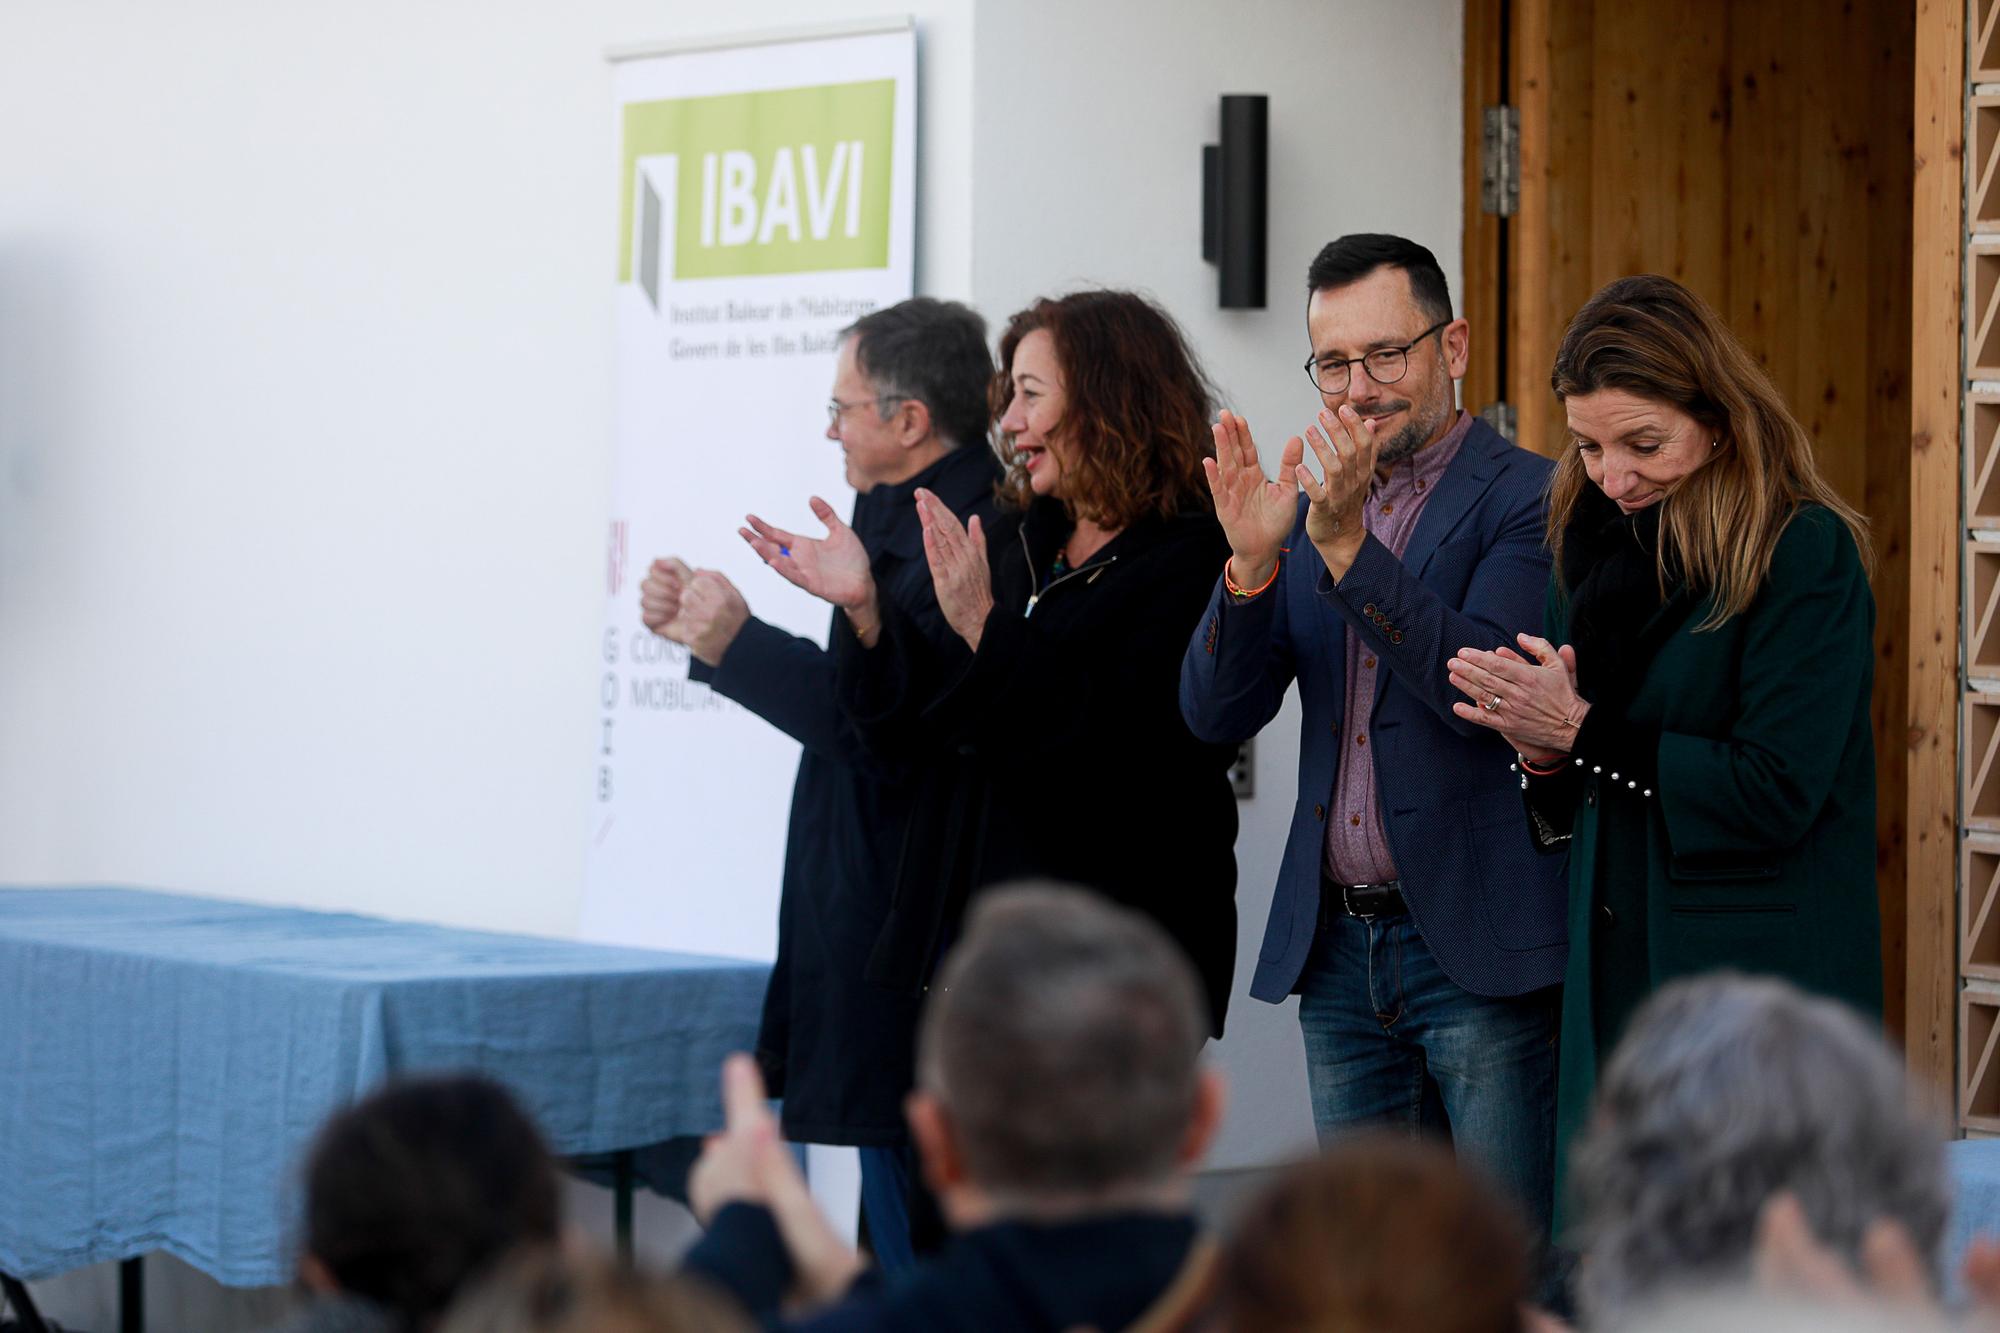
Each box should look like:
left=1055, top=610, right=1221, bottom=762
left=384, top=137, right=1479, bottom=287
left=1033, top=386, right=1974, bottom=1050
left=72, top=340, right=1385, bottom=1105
left=745, top=289, right=1240, bottom=1039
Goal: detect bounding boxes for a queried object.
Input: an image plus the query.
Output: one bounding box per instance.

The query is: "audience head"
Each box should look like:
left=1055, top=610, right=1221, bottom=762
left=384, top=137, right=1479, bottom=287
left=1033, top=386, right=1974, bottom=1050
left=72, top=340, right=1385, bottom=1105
left=299, top=1074, right=562, bottom=1332
left=1303, top=233, right=1466, bottom=464
left=1217, top=1134, right=1528, bottom=1333
left=438, top=1248, right=749, bottom=1333
left=1572, top=973, right=1947, bottom=1328
left=992, top=289, right=1215, bottom=529
left=909, top=882, right=1222, bottom=1221
left=829, top=297, right=993, bottom=491
left=1548, top=272, right=1870, bottom=624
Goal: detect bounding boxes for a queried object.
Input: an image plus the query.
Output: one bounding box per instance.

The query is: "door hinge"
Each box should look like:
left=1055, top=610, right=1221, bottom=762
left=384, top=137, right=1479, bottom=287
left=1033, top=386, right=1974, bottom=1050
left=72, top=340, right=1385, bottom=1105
left=1481, top=105, right=1519, bottom=217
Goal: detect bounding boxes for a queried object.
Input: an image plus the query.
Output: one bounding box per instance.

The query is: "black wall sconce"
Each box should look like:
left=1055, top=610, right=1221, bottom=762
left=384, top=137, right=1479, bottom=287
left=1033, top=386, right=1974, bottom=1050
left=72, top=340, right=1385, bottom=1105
left=1202, top=94, right=1268, bottom=309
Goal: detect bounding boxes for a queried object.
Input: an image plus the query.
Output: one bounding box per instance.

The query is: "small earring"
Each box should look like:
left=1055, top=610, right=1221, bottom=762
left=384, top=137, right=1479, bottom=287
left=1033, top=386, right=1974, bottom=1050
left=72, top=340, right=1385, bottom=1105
left=1711, top=439, right=1720, bottom=450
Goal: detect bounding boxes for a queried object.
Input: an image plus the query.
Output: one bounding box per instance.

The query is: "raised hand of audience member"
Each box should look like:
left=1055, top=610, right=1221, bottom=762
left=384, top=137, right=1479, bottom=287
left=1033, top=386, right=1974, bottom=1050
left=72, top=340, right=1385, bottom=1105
left=915, top=486, right=992, bottom=651
left=1202, top=409, right=1302, bottom=595
left=1295, top=404, right=1380, bottom=581
left=1752, top=1192, right=1933, bottom=1308
left=742, top=499, right=883, bottom=645
left=690, top=1055, right=863, bottom=1308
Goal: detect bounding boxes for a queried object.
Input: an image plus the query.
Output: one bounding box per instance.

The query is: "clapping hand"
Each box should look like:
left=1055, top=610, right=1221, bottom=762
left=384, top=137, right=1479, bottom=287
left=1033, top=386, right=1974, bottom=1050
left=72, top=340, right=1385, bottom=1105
left=639, top=557, right=694, bottom=637
left=1296, top=405, right=1380, bottom=576
left=1203, top=410, right=1302, bottom=591
left=742, top=498, right=874, bottom=610
left=1447, top=634, right=1586, bottom=762
left=689, top=1055, right=864, bottom=1309
left=639, top=557, right=749, bottom=667
left=915, top=487, right=993, bottom=651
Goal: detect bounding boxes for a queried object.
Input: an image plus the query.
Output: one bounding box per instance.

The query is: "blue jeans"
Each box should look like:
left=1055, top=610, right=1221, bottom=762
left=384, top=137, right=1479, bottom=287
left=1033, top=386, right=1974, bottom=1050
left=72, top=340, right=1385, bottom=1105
left=1297, top=904, right=1558, bottom=1240
left=857, top=1145, right=916, bottom=1276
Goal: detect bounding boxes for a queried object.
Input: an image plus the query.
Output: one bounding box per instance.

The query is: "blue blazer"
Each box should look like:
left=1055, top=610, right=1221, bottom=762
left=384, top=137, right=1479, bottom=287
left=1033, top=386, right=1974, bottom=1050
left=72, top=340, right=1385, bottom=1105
left=1179, top=417, right=1568, bottom=1002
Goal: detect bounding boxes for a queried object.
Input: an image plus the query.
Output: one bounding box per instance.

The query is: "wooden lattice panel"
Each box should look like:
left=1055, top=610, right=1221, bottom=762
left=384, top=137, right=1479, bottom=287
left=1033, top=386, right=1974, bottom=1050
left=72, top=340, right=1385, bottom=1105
left=1972, top=396, right=2000, bottom=527
left=1966, top=694, right=2000, bottom=831
left=1971, top=543, right=2000, bottom=675
left=1974, top=251, right=2000, bottom=378
left=1965, top=988, right=2000, bottom=1131
left=1979, top=0, right=2000, bottom=81
left=1967, top=835, right=2000, bottom=980
left=1979, top=98, right=2000, bottom=233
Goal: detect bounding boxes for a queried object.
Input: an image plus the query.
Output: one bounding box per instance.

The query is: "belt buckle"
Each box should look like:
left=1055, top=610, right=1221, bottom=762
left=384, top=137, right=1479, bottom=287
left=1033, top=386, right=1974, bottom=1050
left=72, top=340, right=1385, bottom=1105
left=1341, top=883, right=1376, bottom=920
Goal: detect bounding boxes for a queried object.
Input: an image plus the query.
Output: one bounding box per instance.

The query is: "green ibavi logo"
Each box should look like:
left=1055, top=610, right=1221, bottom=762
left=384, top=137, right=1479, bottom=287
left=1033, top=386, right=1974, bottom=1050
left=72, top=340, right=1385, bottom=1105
left=619, top=79, right=895, bottom=289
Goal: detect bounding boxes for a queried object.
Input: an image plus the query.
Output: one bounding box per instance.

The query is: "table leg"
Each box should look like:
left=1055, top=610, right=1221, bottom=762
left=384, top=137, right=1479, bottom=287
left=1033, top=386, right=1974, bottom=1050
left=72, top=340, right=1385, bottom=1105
left=614, top=1149, right=635, bottom=1266
left=0, top=1271, right=50, bottom=1333
left=120, top=1256, right=144, bottom=1333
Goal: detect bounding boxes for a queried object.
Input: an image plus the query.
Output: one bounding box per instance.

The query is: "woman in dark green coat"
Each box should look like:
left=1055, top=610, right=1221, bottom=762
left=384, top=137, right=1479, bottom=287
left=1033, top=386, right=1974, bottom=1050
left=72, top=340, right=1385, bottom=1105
left=1443, top=273, right=1880, bottom=1211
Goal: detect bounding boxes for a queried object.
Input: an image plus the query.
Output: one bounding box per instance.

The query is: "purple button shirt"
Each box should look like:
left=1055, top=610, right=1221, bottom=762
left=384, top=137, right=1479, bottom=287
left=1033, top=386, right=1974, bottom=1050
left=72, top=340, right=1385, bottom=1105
left=1324, top=411, right=1473, bottom=885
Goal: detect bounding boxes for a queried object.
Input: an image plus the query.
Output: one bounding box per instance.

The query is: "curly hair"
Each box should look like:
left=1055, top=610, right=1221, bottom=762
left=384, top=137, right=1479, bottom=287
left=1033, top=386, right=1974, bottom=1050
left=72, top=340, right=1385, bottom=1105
left=991, top=290, right=1215, bottom=530
left=1572, top=974, right=1947, bottom=1328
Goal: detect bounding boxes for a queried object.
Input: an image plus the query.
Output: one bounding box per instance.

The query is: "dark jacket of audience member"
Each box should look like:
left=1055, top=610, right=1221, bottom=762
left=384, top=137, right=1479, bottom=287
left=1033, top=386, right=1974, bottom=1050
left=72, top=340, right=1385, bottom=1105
left=1571, top=973, right=1947, bottom=1327
left=833, top=293, right=1240, bottom=1035
left=681, top=884, right=1224, bottom=1331
left=268, top=1074, right=561, bottom=1333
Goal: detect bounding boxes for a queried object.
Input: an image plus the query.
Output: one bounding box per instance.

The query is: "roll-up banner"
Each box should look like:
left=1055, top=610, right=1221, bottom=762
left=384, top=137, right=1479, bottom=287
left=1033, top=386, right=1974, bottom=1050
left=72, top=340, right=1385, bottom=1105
left=586, top=22, right=917, bottom=960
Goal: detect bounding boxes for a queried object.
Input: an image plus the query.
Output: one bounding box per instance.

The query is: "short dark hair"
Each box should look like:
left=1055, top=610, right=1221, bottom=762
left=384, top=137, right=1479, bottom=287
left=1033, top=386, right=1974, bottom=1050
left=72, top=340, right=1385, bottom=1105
left=1305, top=233, right=1453, bottom=324
left=916, top=883, right=1206, bottom=1196
left=302, top=1074, right=561, bottom=1331
left=842, top=297, right=994, bottom=451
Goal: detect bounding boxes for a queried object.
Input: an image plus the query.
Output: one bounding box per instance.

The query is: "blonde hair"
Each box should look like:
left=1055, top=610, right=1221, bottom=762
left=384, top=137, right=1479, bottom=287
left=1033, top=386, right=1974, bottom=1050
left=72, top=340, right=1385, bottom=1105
left=1549, top=275, right=1871, bottom=629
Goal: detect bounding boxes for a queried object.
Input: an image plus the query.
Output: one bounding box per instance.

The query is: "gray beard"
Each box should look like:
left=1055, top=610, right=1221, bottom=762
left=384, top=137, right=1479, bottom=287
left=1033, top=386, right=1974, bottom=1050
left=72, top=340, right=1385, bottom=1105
left=1374, top=396, right=1450, bottom=464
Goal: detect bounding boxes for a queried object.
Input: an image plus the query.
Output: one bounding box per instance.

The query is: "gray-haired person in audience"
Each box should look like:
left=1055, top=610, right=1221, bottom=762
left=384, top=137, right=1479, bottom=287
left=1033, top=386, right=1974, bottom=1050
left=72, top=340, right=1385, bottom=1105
left=678, top=882, right=1225, bottom=1332
left=1569, top=973, right=1949, bottom=1327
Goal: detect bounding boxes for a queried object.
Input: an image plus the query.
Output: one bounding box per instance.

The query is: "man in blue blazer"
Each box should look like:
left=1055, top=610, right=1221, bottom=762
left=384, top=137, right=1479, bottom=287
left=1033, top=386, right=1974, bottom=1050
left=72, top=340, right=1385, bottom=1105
left=1180, top=235, right=1567, bottom=1236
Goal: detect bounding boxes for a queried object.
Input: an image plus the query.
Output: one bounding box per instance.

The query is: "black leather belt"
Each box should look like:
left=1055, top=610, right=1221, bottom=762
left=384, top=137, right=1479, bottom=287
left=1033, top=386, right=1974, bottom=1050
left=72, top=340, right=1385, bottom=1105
left=1321, top=877, right=1407, bottom=920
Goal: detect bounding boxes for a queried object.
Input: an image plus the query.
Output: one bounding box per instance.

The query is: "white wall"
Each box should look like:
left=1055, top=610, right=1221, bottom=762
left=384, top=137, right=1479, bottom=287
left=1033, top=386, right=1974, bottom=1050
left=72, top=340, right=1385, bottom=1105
left=0, top=0, right=973, bottom=935
left=969, top=0, right=1465, bottom=1169
left=0, top=1, right=1461, bottom=1318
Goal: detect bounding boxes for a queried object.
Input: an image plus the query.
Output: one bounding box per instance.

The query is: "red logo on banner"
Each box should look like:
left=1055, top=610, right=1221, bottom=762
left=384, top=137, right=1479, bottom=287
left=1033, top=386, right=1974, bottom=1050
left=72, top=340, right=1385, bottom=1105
left=607, top=520, right=628, bottom=596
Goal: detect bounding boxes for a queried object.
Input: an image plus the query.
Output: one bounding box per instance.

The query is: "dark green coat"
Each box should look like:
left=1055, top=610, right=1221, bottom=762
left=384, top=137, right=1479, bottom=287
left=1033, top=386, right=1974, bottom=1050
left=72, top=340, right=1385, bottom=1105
left=1527, top=504, right=1881, bottom=1225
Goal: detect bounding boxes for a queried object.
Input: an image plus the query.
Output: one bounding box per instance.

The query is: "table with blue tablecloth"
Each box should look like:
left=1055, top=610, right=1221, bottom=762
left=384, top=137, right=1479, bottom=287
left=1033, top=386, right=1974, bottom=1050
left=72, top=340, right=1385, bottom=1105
left=0, top=886, right=768, bottom=1296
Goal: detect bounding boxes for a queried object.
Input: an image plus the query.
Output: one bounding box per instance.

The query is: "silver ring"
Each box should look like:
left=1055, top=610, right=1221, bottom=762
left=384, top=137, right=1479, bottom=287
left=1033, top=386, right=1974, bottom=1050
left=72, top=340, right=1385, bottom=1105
left=1483, top=694, right=1502, bottom=712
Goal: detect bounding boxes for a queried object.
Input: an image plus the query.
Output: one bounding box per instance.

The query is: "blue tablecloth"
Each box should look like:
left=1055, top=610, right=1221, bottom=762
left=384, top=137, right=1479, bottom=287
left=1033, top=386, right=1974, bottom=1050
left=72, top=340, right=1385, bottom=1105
left=1949, top=1139, right=2000, bottom=1299
left=0, top=886, right=768, bottom=1287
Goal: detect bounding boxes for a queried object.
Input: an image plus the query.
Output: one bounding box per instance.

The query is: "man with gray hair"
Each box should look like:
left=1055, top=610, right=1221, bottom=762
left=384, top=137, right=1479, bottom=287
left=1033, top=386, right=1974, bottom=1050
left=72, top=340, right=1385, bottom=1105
left=1571, top=972, right=1949, bottom=1327
left=680, top=883, right=1226, bottom=1331
left=639, top=297, right=999, bottom=1269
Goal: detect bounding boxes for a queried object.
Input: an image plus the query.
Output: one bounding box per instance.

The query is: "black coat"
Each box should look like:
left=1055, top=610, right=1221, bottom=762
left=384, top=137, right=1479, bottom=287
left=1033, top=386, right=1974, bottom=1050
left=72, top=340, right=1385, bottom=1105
left=685, top=1201, right=1206, bottom=1332
left=837, top=497, right=1240, bottom=1034
left=690, top=444, right=999, bottom=1146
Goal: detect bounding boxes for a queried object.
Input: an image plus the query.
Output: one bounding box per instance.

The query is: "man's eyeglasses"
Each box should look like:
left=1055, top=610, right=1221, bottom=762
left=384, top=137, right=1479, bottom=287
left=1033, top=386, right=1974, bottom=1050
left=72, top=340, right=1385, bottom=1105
left=826, top=395, right=910, bottom=428
left=1302, top=319, right=1451, bottom=395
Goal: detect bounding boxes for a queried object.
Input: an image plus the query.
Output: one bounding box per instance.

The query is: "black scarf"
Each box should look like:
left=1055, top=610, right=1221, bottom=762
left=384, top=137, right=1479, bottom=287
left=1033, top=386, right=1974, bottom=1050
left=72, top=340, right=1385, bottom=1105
left=1559, top=486, right=1682, bottom=701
